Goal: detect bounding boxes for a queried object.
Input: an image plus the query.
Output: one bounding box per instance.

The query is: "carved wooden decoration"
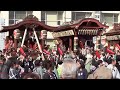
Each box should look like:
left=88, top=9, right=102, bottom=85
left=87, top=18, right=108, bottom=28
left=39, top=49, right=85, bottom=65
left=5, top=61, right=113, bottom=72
left=113, top=23, right=120, bottom=30
left=25, top=24, right=39, bottom=29
left=23, top=15, right=39, bottom=21
left=13, top=29, right=20, bottom=39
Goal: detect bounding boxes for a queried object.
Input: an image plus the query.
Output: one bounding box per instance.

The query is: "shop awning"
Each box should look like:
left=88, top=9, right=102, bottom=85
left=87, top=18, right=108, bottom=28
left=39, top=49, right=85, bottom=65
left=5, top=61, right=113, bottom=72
left=78, top=29, right=99, bottom=35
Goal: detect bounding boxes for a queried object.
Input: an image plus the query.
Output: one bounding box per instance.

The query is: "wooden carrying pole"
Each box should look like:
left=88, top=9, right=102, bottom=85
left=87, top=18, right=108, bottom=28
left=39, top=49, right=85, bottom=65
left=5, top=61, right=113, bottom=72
left=21, top=28, right=27, bottom=47
left=33, top=28, right=45, bottom=61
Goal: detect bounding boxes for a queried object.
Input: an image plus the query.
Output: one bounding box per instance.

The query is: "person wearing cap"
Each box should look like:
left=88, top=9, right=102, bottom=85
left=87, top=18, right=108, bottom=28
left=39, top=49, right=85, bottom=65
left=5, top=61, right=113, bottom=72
left=107, top=58, right=120, bottom=79
left=76, top=59, right=88, bottom=79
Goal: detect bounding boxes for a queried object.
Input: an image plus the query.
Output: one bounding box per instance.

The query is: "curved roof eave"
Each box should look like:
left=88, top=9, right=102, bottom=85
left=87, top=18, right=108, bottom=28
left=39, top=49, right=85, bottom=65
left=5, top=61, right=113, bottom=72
left=0, top=18, right=109, bottom=33
left=2, top=20, right=58, bottom=32
left=75, top=18, right=109, bottom=29
left=53, top=18, right=109, bottom=31
left=104, top=29, right=120, bottom=35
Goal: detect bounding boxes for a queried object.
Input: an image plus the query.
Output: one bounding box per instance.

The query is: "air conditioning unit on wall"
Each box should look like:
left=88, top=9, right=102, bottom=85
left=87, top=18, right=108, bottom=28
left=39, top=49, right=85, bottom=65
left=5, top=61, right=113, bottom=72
left=85, top=13, right=91, bottom=18
left=94, top=11, right=101, bottom=21
left=95, top=14, right=101, bottom=21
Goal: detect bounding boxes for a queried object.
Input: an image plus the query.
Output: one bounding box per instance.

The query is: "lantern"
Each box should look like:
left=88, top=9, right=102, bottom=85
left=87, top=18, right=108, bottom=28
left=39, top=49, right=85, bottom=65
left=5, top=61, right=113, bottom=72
left=41, top=30, right=47, bottom=39
left=13, top=29, right=20, bottom=39
left=106, top=48, right=115, bottom=54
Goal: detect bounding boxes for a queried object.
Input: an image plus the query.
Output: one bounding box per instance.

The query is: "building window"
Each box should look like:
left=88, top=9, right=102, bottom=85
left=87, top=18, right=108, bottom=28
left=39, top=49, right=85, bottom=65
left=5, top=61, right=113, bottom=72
left=41, top=21, right=45, bottom=24
left=9, top=11, right=33, bottom=25
left=95, top=15, right=100, bottom=18
left=114, top=14, right=118, bottom=23
left=15, top=11, right=26, bottom=19
left=9, top=20, right=14, bottom=25
left=41, top=11, right=45, bottom=21
left=72, top=12, right=76, bottom=21
left=102, top=13, right=118, bottom=26
left=72, top=12, right=92, bottom=21
left=9, top=11, right=14, bottom=19
left=95, top=11, right=100, bottom=14
left=41, top=11, right=63, bottom=26
left=58, top=11, right=63, bottom=20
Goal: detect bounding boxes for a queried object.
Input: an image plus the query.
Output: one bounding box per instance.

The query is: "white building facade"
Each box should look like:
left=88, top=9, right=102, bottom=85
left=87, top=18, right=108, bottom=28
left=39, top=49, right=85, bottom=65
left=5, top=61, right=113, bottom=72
left=0, top=11, right=120, bottom=48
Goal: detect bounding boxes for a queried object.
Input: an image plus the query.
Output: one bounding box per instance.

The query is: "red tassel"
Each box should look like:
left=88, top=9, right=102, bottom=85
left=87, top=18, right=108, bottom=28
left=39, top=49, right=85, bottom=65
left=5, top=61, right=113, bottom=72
left=20, top=47, right=26, bottom=56
left=95, top=50, right=100, bottom=59
left=30, top=44, right=33, bottom=49
left=33, top=43, right=42, bottom=50
left=58, top=47, right=63, bottom=55
left=43, top=49, right=50, bottom=55
left=115, top=44, right=120, bottom=50
left=33, top=44, right=37, bottom=50
left=108, top=43, right=110, bottom=49
left=106, top=48, right=115, bottom=54
left=5, top=43, right=10, bottom=50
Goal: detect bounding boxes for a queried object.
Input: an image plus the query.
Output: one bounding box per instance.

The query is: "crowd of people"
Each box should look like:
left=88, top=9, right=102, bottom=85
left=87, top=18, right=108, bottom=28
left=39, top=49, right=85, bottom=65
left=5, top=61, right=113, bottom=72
left=0, top=37, right=120, bottom=79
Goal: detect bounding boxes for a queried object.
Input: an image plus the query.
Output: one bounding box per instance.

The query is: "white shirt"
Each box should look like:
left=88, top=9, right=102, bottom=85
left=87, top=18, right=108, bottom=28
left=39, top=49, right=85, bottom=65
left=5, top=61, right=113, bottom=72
left=102, top=61, right=108, bottom=67
left=107, top=64, right=120, bottom=79
left=100, top=56, right=104, bottom=61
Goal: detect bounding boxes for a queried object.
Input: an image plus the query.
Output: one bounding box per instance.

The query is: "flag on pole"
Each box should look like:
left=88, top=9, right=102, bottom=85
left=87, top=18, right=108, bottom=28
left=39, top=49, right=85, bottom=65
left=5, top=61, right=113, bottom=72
left=43, top=49, right=50, bottom=55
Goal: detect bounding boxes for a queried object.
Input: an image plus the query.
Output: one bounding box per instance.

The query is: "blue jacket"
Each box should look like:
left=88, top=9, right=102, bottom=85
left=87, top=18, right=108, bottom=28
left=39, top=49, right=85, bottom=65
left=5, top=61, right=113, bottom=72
left=77, top=68, right=88, bottom=79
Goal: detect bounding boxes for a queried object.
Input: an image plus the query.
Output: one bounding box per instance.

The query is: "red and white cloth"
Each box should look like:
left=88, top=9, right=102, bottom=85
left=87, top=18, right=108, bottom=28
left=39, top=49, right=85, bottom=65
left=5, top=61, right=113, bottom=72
left=106, top=48, right=115, bottom=55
